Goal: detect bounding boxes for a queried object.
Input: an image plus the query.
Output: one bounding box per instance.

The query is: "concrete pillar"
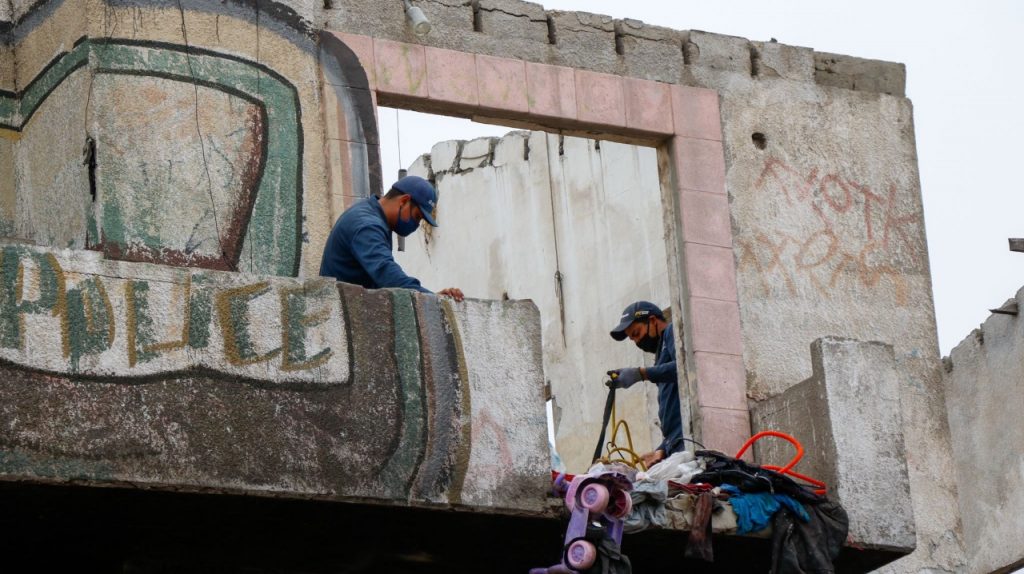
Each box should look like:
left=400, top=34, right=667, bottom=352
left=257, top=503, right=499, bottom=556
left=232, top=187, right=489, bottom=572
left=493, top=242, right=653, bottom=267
left=751, top=337, right=915, bottom=552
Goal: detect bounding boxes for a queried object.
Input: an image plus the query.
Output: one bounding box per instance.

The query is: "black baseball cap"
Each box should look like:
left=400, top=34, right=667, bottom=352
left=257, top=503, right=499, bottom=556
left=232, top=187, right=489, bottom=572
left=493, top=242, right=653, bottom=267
left=610, top=301, right=664, bottom=340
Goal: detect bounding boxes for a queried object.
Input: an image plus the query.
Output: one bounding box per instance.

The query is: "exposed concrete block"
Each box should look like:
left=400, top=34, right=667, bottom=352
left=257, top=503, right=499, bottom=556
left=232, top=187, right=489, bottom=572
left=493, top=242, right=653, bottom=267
left=751, top=338, right=915, bottom=552
left=408, top=153, right=433, bottom=180
left=492, top=131, right=528, bottom=167
left=328, top=0, right=475, bottom=51
left=686, top=30, right=752, bottom=76
left=546, top=10, right=618, bottom=73
left=459, top=136, right=495, bottom=170
left=430, top=139, right=461, bottom=173
left=477, top=0, right=549, bottom=44
left=618, top=19, right=685, bottom=84
left=751, top=41, right=814, bottom=82
left=814, top=52, right=906, bottom=96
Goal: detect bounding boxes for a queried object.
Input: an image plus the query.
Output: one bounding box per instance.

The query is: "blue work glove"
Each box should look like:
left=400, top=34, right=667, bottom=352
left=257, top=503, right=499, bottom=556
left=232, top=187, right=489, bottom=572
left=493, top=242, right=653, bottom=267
left=606, top=367, right=642, bottom=389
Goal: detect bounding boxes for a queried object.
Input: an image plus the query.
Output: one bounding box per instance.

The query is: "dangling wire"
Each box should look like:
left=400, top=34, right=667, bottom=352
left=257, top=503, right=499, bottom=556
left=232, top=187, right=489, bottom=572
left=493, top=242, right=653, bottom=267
left=395, top=108, right=403, bottom=178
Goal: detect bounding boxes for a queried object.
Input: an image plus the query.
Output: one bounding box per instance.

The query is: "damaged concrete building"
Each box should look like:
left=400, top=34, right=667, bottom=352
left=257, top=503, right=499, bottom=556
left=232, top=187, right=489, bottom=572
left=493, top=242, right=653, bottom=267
left=0, top=0, right=1018, bottom=571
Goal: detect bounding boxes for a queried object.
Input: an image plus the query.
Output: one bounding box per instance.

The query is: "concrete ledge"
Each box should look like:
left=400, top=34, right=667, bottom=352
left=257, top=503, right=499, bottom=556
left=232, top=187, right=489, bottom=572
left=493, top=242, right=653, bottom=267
left=0, top=480, right=912, bottom=572
left=0, top=243, right=549, bottom=515
left=751, top=337, right=915, bottom=553
left=814, top=52, right=906, bottom=96
left=322, top=0, right=907, bottom=96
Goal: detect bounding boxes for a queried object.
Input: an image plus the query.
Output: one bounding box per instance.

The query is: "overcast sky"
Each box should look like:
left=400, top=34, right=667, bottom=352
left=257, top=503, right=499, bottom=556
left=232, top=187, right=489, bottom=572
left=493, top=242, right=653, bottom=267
left=379, top=0, right=1024, bottom=356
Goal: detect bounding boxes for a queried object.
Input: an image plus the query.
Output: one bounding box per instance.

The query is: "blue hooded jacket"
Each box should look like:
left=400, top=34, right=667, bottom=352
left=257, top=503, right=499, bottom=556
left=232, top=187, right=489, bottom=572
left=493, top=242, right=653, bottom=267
left=319, top=196, right=431, bottom=293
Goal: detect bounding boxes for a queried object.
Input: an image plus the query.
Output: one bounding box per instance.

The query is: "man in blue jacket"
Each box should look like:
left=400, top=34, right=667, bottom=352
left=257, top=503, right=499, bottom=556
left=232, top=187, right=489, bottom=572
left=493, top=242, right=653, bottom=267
left=320, top=175, right=463, bottom=301
left=607, top=301, right=683, bottom=467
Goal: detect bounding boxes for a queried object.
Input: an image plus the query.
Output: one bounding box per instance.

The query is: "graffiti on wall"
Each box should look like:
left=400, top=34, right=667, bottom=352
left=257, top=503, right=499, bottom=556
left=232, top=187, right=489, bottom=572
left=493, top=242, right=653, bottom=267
left=737, top=158, right=925, bottom=305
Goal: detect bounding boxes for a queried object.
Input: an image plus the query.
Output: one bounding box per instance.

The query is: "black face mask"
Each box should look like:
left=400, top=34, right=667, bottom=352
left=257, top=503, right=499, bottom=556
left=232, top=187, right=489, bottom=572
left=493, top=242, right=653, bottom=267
left=636, top=321, right=661, bottom=354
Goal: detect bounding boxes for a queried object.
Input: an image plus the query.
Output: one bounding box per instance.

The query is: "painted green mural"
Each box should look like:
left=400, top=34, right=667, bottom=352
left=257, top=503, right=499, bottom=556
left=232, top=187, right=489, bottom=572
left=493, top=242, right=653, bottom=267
left=0, top=39, right=302, bottom=277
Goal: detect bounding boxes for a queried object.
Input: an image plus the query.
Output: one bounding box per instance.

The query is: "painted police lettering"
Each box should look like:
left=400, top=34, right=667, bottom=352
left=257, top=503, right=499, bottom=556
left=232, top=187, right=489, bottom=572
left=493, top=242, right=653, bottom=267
left=0, top=246, right=344, bottom=383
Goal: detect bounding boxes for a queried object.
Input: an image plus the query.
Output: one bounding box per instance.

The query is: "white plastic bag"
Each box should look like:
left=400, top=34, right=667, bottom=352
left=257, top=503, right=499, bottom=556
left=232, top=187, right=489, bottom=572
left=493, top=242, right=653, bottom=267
left=637, top=450, right=701, bottom=482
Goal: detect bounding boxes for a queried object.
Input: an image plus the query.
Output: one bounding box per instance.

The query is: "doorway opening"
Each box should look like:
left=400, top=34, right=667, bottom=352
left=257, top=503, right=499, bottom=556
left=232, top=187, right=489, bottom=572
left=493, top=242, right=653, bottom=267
left=375, top=107, right=683, bottom=473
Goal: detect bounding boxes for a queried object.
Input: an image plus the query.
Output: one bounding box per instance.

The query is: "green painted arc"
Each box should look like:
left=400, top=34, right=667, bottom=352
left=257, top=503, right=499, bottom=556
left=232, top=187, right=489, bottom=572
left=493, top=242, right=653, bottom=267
left=0, top=39, right=302, bottom=277
left=378, top=290, right=427, bottom=499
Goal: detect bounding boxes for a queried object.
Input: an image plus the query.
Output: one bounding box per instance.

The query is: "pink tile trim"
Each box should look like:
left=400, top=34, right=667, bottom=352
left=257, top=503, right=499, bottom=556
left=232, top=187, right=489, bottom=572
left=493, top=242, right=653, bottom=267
left=679, top=191, right=733, bottom=248
left=671, top=85, right=722, bottom=141
left=700, top=407, right=752, bottom=459
left=693, top=352, right=747, bottom=410
left=352, top=37, right=747, bottom=456
left=575, top=69, right=625, bottom=127
left=425, top=47, right=479, bottom=107
left=673, top=137, right=726, bottom=194
left=525, top=62, right=577, bottom=120
left=623, top=77, right=673, bottom=135
left=373, top=38, right=426, bottom=98
left=689, top=297, right=743, bottom=355
left=476, top=54, right=528, bottom=113
left=684, top=243, right=738, bottom=302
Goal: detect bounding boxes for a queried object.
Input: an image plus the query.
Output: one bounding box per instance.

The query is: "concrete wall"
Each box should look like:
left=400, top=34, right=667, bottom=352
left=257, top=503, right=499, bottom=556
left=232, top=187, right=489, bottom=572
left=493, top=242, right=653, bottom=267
left=0, top=242, right=549, bottom=512
left=311, top=6, right=962, bottom=570
left=395, top=130, right=671, bottom=473
left=752, top=338, right=915, bottom=553
left=945, top=288, right=1024, bottom=574
left=0, top=0, right=971, bottom=570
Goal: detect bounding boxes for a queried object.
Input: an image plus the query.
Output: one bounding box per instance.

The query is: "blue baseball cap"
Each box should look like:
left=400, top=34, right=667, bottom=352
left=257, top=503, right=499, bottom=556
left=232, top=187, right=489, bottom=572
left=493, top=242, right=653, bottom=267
left=610, top=301, right=664, bottom=340
left=393, top=175, right=438, bottom=227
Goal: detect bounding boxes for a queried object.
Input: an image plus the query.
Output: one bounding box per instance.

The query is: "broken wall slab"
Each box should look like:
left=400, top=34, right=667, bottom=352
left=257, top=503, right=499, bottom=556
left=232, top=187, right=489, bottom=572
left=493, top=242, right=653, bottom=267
left=944, top=287, right=1024, bottom=574
left=396, top=131, right=670, bottom=473
left=0, top=242, right=549, bottom=514
left=751, top=337, right=915, bottom=553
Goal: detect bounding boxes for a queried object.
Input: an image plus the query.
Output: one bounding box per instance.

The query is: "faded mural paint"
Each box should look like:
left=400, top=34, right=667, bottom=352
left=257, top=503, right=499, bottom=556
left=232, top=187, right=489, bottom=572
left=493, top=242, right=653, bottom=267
left=0, top=0, right=380, bottom=278
left=0, top=244, right=347, bottom=382
left=0, top=242, right=548, bottom=510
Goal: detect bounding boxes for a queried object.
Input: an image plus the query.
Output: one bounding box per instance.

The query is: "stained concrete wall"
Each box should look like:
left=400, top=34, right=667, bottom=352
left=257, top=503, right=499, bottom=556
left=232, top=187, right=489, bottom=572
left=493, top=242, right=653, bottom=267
left=395, top=131, right=671, bottom=473
left=314, top=5, right=958, bottom=569
left=752, top=338, right=915, bottom=553
left=944, top=288, right=1024, bottom=574
left=0, top=241, right=549, bottom=512
left=0, top=0, right=968, bottom=569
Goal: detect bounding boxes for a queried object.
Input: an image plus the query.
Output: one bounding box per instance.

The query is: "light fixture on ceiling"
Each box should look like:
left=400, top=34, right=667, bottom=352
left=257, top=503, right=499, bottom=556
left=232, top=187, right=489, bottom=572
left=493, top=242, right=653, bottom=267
left=402, top=0, right=432, bottom=37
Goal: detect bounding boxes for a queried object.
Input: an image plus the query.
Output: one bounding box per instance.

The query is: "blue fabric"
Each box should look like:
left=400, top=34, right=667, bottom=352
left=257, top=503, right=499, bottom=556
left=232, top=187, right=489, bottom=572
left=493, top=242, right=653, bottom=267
left=319, top=196, right=431, bottom=293
left=644, top=324, right=684, bottom=454
left=721, top=484, right=810, bottom=534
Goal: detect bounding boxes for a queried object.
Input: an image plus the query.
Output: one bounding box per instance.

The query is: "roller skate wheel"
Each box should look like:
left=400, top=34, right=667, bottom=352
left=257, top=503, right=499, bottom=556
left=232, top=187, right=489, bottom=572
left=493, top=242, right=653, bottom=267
left=566, top=539, right=597, bottom=570
left=579, top=483, right=609, bottom=513
left=606, top=489, right=632, bottom=519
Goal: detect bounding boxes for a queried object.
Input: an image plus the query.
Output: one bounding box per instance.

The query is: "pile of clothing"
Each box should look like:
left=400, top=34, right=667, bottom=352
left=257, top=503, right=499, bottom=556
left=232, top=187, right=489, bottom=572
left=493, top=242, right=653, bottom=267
left=619, top=450, right=849, bottom=573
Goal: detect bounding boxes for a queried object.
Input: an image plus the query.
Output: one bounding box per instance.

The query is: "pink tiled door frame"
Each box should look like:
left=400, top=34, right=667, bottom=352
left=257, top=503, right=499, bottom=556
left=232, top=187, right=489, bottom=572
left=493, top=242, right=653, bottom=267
left=330, top=33, right=751, bottom=456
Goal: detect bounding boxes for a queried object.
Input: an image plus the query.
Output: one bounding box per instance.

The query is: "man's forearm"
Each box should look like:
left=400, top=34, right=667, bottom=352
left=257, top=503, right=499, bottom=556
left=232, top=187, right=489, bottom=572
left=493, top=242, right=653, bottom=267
left=643, top=361, right=676, bottom=383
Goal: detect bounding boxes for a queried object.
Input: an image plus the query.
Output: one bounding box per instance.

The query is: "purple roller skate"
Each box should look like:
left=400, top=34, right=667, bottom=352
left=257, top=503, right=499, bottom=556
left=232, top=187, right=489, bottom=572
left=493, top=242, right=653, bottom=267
left=530, top=471, right=633, bottom=573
